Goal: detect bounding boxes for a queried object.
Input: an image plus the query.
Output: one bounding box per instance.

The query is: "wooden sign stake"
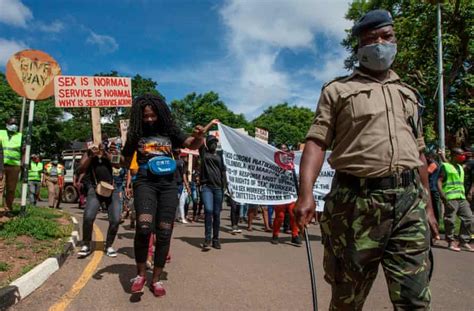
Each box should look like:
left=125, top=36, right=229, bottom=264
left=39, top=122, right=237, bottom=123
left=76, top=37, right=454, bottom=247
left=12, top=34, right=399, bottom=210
left=91, top=108, right=102, bottom=145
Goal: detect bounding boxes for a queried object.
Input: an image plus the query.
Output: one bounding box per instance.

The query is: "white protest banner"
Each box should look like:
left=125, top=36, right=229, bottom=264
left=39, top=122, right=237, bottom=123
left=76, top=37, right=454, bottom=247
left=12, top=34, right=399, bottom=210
left=219, top=124, right=334, bottom=211
left=219, top=123, right=296, bottom=205
left=54, top=75, right=132, bottom=108
left=294, top=151, right=333, bottom=211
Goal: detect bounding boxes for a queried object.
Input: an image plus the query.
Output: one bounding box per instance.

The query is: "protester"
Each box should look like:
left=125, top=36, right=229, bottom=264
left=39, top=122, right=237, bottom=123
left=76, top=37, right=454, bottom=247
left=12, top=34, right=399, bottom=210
left=123, top=151, right=139, bottom=228
left=239, top=203, right=248, bottom=223
left=295, top=10, right=439, bottom=310
left=271, top=202, right=301, bottom=245
left=121, top=94, right=215, bottom=297
left=437, top=148, right=473, bottom=252
left=44, top=156, right=64, bottom=209
left=174, top=150, right=190, bottom=223
left=77, top=143, right=121, bottom=258
left=112, top=165, right=127, bottom=215
left=190, top=168, right=203, bottom=221
left=463, top=147, right=474, bottom=237
left=267, top=206, right=274, bottom=228
left=73, top=169, right=87, bottom=209
left=427, top=151, right=442, bottom=223
left=271, top=143, right=301, bottom=245
left=28, top=154, right=43, bottom=206
left=0, top=117, right=23, bottom=214
left=227, top=196, right=242, bottom=234
left=199, top=133, right=226, bottom=250
left=247, top=205, right=271, bottom=232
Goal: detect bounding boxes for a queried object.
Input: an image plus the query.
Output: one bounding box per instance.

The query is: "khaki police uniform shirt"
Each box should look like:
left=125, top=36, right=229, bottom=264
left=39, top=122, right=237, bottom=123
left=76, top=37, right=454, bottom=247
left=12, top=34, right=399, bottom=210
left=306, top=69, right=425, bottom=178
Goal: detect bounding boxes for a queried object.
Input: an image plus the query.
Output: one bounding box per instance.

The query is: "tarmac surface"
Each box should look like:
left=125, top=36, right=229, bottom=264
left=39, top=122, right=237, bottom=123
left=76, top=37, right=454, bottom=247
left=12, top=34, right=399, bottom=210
left=10, top=202, right=474, bottom=311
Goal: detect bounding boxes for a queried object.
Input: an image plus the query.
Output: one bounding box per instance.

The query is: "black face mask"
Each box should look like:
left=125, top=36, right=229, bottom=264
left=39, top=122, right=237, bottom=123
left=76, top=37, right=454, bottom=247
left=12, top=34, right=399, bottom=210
left=208, top=142, right=217, bottom=153
left=143, top=122, right=159, bottom=135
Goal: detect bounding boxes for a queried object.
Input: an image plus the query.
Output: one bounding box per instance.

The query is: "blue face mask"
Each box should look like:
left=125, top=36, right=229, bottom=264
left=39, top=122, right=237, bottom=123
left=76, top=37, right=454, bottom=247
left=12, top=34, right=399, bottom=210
left=357, top=42, right=397, bottom=72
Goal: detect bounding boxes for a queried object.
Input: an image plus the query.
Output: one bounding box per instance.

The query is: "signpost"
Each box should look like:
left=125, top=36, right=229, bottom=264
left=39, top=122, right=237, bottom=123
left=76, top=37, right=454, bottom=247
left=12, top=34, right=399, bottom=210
left=53, top=75, right=132, bottom=145
left=5, top=49, right=61, bottom=215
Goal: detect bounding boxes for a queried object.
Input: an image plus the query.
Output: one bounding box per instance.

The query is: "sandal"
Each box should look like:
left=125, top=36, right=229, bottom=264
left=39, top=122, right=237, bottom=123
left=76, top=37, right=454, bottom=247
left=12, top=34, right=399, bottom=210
left=448, top=242, right=461, bottom=252
left=460, top=243, right=474, bottom=252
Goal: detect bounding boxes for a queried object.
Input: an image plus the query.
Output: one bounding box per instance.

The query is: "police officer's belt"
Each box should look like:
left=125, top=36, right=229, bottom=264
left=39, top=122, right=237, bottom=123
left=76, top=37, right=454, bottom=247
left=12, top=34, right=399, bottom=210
left=336, top=169, right=417, bottom=190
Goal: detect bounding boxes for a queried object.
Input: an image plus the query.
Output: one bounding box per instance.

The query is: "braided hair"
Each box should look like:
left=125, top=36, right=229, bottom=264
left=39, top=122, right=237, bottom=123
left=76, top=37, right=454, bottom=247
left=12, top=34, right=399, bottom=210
left=122, top=94, right=180, bottom=157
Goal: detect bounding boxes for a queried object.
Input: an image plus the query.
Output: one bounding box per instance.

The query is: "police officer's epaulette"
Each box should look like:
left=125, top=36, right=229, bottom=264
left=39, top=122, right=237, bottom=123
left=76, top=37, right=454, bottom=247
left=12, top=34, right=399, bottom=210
left=400, top=82, right=425, bottom=108
left=322, top=75, right=351, bottom=89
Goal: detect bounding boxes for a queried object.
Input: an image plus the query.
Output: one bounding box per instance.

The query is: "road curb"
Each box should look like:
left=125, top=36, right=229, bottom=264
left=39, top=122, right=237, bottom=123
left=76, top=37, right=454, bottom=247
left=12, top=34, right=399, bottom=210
left=0, top=215, right=80, bottom=310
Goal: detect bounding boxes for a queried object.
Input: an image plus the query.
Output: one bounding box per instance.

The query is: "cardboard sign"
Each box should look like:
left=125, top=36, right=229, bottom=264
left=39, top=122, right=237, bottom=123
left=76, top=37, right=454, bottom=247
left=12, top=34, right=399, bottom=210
left=119, top=119, right=129, bottom=144
left=54, top=75, right=132, bottom=108
left=5, top=49, right=61, bottom=100
left=255, top=127, right=269, bottom=144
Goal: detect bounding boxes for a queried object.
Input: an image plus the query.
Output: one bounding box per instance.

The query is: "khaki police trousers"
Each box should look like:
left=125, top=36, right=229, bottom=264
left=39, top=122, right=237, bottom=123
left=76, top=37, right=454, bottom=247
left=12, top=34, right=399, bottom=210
left=47, top=180, right=60, bottom=208
left=0, top=165, right=21, bottom=211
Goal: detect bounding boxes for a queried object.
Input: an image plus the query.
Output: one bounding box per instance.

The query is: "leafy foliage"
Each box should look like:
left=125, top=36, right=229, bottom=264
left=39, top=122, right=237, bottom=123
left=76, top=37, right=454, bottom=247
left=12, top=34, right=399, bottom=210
left=251, top=103, right=314, bottom=147
left=0, top=72, right=66, bottom=156
left=170, top=91, right=249, bottom=133
left=343, top=0, right=473, bottom=147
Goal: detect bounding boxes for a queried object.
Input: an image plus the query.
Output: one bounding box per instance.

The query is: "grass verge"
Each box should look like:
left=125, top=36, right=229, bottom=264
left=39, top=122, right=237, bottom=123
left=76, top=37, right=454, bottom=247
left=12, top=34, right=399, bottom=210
left=0, top=205, right=73, bottom=287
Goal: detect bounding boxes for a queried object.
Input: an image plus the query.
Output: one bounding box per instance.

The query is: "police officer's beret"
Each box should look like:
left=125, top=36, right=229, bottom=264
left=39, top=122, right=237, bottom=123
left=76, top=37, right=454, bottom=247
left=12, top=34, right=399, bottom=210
left=352, top=9, right=393, bottom=36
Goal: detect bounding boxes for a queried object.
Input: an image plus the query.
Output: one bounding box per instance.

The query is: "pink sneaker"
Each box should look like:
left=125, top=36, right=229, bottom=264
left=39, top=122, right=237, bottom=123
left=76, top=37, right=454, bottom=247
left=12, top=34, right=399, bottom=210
left=130, top=275, right=146, bottom=293
left=150, top=281, right=166, bottom=297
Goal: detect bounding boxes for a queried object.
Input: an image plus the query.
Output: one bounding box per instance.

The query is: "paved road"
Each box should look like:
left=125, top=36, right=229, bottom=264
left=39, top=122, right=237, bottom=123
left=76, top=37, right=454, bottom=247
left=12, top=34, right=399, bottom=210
left=11, top=203, right=474, bottom=310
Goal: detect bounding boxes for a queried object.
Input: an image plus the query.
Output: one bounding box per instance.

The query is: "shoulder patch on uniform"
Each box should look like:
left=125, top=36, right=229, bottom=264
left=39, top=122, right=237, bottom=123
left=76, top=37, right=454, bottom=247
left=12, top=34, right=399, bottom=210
left=322, top=75, right=351, bottom=89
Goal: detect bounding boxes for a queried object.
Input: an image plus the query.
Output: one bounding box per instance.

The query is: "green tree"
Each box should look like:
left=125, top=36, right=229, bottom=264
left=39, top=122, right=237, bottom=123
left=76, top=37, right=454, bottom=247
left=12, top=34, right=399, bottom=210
left=0, top=72, right=22, bottom=122
left=343, top=0, right=473, bottom=147
left=0, top=72, right=66, bottom=157
left=251, top=103, right=314, bottom=147
left=170, top=92, right=249, bottom=133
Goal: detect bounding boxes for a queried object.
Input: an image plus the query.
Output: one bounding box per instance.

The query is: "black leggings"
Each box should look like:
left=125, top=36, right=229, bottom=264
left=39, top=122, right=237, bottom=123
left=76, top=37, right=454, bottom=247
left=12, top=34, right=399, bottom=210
left=133, top=171, right=178, bottom=268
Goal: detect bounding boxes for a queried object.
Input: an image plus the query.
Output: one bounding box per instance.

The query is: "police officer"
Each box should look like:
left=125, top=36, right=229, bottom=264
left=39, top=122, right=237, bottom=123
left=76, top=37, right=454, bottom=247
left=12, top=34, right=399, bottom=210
left=44, top=156, right=64, bottom=209
left=437, top=148, right=473, bottom=252
left=295, top=9, right=439, bottom=310
left=28, top=154, right=43, bottom=206
left=0, top=117, right=23, bottom=213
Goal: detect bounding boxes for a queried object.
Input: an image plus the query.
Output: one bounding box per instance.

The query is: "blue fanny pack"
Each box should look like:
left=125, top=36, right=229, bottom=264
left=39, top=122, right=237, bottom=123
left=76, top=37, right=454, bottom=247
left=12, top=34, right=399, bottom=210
left=140, top=156, right=176, bottom=176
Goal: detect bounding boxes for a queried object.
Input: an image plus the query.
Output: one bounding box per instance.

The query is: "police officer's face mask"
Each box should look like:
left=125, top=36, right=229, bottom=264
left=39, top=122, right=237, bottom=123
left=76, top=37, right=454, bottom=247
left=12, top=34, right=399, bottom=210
left=357, top=42, right=397, bottom=72
left=6, top=124, right=18, bottom=132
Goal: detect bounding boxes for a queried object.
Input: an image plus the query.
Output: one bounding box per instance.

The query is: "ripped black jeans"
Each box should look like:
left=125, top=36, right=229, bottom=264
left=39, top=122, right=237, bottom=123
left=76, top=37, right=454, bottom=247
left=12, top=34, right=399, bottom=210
left=133, top=170, right=178, bottom=268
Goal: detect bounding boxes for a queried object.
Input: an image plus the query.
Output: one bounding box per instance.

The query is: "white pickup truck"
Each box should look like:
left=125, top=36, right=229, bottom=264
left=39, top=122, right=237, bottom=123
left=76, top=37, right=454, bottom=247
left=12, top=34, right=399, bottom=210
left=61, top=149, right=85, bottom=203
